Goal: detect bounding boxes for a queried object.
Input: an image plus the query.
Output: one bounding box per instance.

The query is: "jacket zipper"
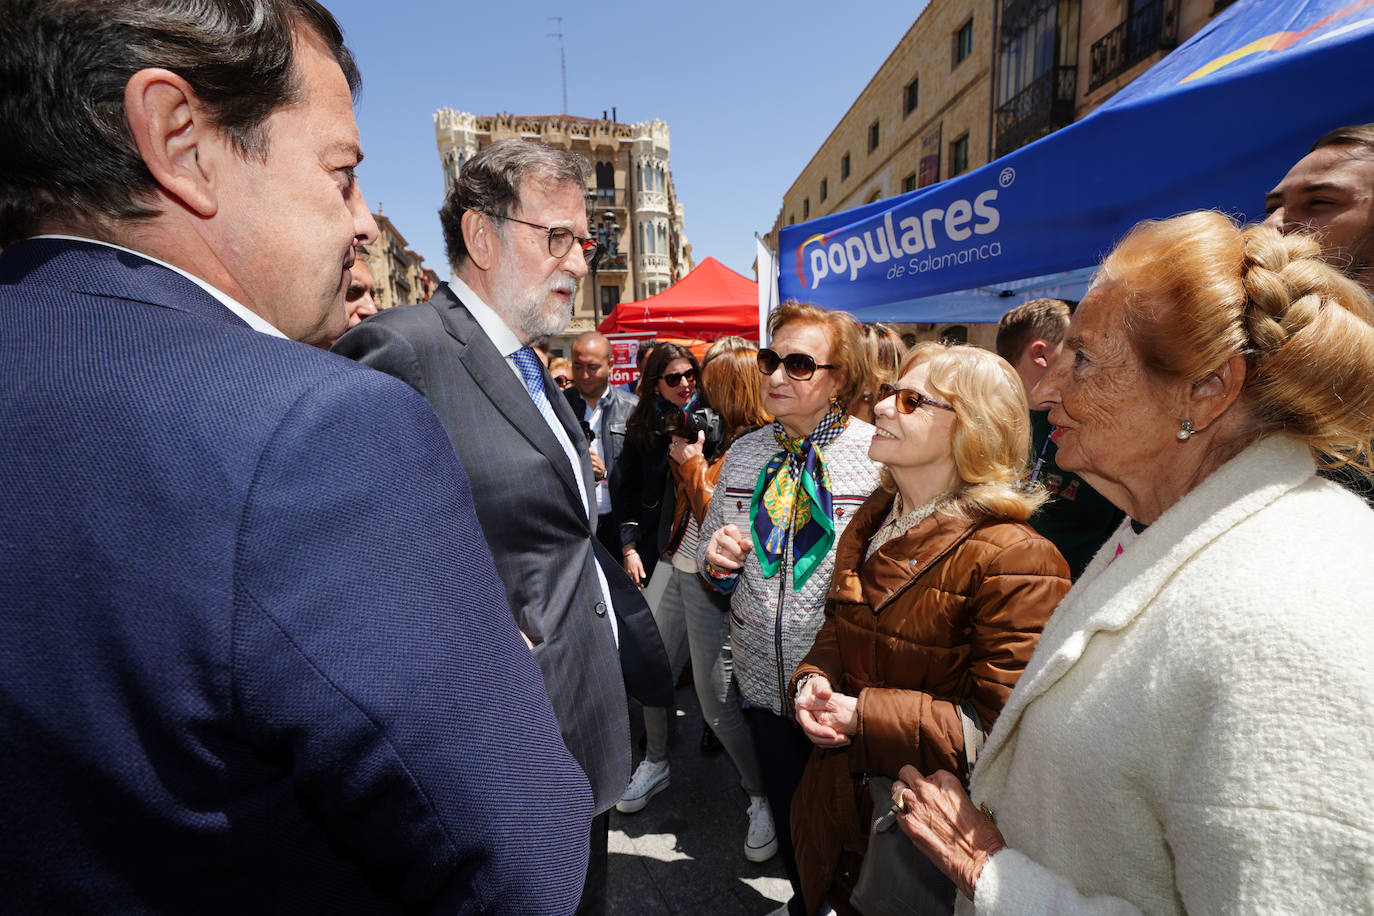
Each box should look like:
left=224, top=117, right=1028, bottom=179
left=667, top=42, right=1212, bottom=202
left=774, top=502, right=795, bottom=713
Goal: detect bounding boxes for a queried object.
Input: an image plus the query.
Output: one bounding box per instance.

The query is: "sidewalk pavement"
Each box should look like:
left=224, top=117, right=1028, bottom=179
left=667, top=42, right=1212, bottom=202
left=608, top=684, right=793, bottom=915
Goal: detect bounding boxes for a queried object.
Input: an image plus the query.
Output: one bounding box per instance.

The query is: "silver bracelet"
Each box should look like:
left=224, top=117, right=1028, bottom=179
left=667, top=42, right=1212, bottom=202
left=794, top=673, right=820, bottom=701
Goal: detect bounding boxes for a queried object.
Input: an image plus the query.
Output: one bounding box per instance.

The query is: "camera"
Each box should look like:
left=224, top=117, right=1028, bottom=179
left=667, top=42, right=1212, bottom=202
left=661, top=405, right=725, bottom=452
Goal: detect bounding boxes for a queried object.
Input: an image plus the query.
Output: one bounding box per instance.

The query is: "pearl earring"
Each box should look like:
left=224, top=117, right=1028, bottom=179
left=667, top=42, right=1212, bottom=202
left=1177, top=420, right=1195, bottom=441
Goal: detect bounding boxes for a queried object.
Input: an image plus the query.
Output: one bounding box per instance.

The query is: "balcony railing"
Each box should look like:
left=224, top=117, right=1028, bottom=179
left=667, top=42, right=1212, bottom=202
left=995, top=65, right=1077, bottom=158
left=594, top=252, right=628, bottom=272
left=586, top=188, right=628, bottom=209
left=638, top=252, right=670, bottom=274
left=1088, top=0, right=1179, bottom=91
left=638, top=190, right=669, bottom=213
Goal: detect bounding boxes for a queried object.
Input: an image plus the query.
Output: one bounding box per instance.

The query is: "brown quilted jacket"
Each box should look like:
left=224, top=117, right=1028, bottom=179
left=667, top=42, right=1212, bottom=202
left=789, top=487, right=1070, bottom=913
left=668, top=453, right=719, bottom=532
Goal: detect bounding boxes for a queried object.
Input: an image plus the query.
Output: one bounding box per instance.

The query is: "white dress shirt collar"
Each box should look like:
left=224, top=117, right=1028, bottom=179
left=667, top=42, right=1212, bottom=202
left=448, top=274, right=525, bottom=356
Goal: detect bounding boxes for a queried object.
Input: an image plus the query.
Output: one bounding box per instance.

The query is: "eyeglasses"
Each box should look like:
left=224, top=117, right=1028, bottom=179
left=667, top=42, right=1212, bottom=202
left=490, top=213, right=602, bottom=264
left=553, top=375, right=572, bottom=388
left=876, top=383, right=955, bottom=414
left=757, top=348, right=838, bottom=381
left=660, top=368, right=696, bottom=387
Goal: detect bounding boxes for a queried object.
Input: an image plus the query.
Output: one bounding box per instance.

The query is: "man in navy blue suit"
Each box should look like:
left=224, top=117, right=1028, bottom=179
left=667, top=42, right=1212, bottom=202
left=0, top=1, right=591, bottom=913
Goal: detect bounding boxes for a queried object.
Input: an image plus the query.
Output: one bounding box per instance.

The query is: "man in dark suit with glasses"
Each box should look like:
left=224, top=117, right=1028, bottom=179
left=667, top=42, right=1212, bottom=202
left=334, top=139, right=671, bottom=915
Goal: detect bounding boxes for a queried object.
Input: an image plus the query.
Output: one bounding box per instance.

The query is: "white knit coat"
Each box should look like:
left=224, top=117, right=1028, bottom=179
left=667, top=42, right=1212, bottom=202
left=697, top=419, right=881, bottom=715
left=961, top=435, right=1374, bottom=914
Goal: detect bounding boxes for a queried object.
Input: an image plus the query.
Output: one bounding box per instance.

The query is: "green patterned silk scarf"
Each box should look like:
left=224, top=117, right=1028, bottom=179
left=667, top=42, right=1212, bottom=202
left=749, top=400, right=848, bottom=590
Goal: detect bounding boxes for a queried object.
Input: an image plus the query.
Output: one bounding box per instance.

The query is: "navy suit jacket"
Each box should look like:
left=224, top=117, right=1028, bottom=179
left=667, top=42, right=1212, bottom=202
left=334, top=284, right=673, bottom=813
left=0, top=240, right=592, bottom=914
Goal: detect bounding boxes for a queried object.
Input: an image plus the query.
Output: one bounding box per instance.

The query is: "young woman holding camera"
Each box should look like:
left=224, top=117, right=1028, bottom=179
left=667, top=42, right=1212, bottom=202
left=611, top=343, right=720, bottom=814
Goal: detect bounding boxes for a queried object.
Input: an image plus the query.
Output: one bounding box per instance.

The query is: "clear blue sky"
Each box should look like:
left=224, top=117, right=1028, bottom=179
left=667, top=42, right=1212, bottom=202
left=327, top=0, right=929, bottom=282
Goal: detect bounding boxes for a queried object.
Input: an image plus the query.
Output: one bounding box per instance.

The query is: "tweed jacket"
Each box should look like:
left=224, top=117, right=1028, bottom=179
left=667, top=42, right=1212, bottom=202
left=964, top=435, right=1374, bottom=914
left=788, top=490, right=1069, bottom=911
left=697, top=419, right=881, bottom=715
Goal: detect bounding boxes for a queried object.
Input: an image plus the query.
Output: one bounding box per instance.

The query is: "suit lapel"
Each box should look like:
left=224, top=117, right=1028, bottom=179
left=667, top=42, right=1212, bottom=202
left=563, top=386, right=588, bottom=421
left=548, top=375, right=599, bottom=524
left=428, top=286, right=587, bottom=513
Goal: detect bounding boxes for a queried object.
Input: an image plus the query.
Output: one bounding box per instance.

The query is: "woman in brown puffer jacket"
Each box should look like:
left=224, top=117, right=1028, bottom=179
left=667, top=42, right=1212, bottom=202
left=788, top=342, right=1071, bottom=916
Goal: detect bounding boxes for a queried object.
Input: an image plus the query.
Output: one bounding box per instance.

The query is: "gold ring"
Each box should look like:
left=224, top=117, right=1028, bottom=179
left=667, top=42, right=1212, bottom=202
left=891, top=785, right=906, bottom=813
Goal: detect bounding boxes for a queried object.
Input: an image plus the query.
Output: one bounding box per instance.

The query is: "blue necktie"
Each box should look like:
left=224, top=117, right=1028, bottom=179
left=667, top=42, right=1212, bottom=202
left=510, top=346, right=557, bottom=426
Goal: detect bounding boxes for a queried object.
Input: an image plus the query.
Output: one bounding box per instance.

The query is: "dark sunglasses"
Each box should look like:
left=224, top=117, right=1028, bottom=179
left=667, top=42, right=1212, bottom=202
left=660, top=368, right=697, bottom=387
left=757, top=348, right=838, bottom=381
left=553, top=375, right=572, bottom=388
left=876, top=383, right=955, bottom=414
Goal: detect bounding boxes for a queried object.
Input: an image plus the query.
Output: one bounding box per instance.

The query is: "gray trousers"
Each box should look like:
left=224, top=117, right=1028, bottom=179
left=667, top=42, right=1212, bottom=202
left=643, top=566, right=764, bottom=799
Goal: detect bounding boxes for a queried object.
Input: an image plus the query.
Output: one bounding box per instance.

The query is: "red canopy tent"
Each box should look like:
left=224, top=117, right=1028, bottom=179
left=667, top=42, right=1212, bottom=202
left=597, top=256, right=759, bottom=341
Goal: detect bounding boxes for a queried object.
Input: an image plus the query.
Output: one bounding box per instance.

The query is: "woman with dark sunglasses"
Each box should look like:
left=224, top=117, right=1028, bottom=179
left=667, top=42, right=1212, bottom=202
left=645, top=337, right=781, bottom=864
left=849, top=322, right=908, bottom=424
left=610, top=342, right=726, bottom=816
left=697, top=301, right=882, bottom=916
left=786, top=341, right=1069, bottom=916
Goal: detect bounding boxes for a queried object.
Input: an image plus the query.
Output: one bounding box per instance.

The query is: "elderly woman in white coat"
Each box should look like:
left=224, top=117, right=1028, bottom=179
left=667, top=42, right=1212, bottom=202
left=891, top=212, right=1374, bottom=914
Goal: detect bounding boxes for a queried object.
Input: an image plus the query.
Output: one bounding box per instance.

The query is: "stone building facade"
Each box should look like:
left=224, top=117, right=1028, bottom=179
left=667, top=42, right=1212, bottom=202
left=766, top=0, right=1235, bottom=349
left=364, top=209, right=439, bottom=313
left=434, top=110, right=693, bottom=354
left=767, top=0, right=994, bottom=244
left=995, top=0, right=1236, bottom=158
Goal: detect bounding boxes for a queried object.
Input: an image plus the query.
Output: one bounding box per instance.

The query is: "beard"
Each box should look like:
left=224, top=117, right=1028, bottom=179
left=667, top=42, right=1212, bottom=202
left=493, top=268, right=577, bottom=341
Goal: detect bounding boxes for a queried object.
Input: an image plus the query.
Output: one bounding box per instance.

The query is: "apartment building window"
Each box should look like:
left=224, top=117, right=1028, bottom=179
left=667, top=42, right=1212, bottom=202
left=902, top=172, right=917, bottom=193
left=866, top=189, right=883, bottom=204
left=788, top=214, right=795, bottom=225
left=994, top=0, right=1075, bottom=158
left=821, top=178, right=828, bottom=202
left=601, top=286, right=619, bottom=312
left=595, top=161, right=615, bottom=191
left=954, top=17, right=974, bottom=67
left=904, top=78, right=919, bottom=116
left=841, top=153, right=851, bottom=180
left=950, top=132, right=970, bottom=176
left=868, top=120, right=880, bottom=153
left=804, top=198, right=810, bottom=219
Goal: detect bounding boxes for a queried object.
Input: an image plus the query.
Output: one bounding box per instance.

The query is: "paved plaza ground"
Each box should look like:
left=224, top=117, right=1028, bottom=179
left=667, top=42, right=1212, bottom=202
left=608, top=684, right=792, bottom=915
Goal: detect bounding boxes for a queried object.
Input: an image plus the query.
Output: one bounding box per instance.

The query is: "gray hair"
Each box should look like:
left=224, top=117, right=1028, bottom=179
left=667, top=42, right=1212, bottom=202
left=0, top=0, right=358, bottom=245
left=439, top=139, right=591, bottom=268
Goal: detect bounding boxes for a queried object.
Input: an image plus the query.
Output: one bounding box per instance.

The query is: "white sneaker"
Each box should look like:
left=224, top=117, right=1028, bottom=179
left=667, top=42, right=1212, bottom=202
left=744, top=795, right=779, bottom=862
left=615, top=759, right=670, bottom=814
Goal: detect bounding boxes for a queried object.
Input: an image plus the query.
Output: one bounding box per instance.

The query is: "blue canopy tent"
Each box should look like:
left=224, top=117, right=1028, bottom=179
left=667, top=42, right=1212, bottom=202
left=776, top=0, right=1374, bottom=323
